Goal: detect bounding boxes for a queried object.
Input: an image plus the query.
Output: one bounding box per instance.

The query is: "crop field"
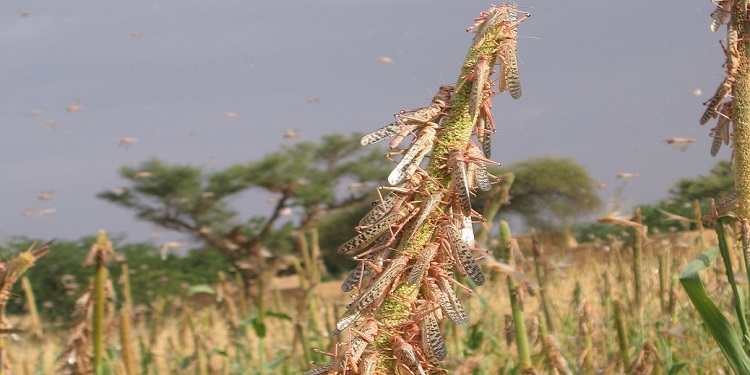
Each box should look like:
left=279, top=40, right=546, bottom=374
left=0, top=228, right=739, bottom=374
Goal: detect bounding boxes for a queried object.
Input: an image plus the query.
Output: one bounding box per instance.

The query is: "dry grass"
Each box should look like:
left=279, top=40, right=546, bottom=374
left=0, top=229, right=736, bottom=373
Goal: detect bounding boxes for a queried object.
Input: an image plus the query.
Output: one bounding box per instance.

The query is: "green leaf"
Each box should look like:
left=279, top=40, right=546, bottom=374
left=251, top=317, right=267, bottom=338
left=667, top=362, right=688, bottom=375
left=138, top=337, right=153, bottom=373
left=265, top=311, right=292, bottom=321
left=680, top=246, right=750, bottom=374
left=466, top=323, right=484, bottom=351
left=180, top=355, right=194, bottom=370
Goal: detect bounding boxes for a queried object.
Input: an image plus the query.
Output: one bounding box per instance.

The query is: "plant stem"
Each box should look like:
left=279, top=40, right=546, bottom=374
left=21, top=277, right=41, bottom=339
left=371, top=7, right=522, bottom=370
left=532, top=230, right=556, bottom=333
left=733, top=2, right=750, bottom=222
left=614, top=299, right=630, bottom=371
left=632, top=208, right=643, bottom=309
left=93, top=231, right=108, bottom=375
left=119, top=310, right=136, bottom=375
left=694, top=199, right=706, bottom=250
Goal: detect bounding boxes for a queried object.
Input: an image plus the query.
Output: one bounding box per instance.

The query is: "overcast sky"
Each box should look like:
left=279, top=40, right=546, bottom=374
left=0, top=1, right=727, bottom=245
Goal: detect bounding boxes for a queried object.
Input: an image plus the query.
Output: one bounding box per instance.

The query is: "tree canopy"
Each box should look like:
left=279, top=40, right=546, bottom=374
left=98, top=133, right=391, bottom=287
left=575, top=161, right=736, bottom=241
left=669, top=160, right=734, bottom=202
left=485, top=156, right=603, bottom=230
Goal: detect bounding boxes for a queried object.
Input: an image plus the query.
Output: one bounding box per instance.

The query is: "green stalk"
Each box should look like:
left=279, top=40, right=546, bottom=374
left=121, top=264, right=133, bottom=316
left=257, top=277, right=266, bottom=370
left=602, top=270, right=615, bottom=356
left=731, top=1, right=750, bottom=335
left=149, top=297, right=165, bottom=346
left=732, top=1, right=750, bottom=222
left=531, top=229, right=556, bottom=333
left=309, top=228, right=322, bottom=286
left=185, top=308, right=208, bottom=375
left=537, top=312, right=555, bottom=375
left=668, top=275, right=677, bottom=322
left=611, top=239, right=632, bottom=307
left=295, top=230, right=312, bottom=281
left=475, top=172, right=515, bottom=247
left=292, top=232, right=323, bottom=336
left=93, top=230, right=109, bottom=375
left=593, top=262, right=615, bottom=357
left=235, top=272, right=248, bottom=319
left=21, top=277, right=41, bottom=339
left=94, top=260, right=105, bottom=374
left=658, top=254, right=668, bottom=314
left=119, top=310, right=136, bottom=375
left=290, top=258, right=312, bottom=367
left=694, top=199, right=706, bottom=251
left=632, top=208, right=643, bottom=309
left=572, top=281, right=582, bottom=310
left=499, top=221, right=533, bottom=372
left=579, top=301, right=594, bottom=374
left=614, top=299, right=630, bottom=371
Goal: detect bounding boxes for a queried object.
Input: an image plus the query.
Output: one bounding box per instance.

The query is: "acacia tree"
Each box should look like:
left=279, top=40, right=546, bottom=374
left=98, top=133, right=390, bottom=295
left=670, top=160, right=734, bottom=201
left=643, top=161, right=735, bottom=231
left=482, top=156, right=603, bottom=229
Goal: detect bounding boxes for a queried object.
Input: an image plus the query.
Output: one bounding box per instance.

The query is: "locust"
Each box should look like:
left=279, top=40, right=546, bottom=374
left=701, top=31, right=739, bottom=125
left=360, top=192, right=403, bottom=227
left=447, top=150, right=472, bottom=217
left=332, top=255, right=409, bottom=335
left=467, top=5, right=510, bottom=49
left=496, top=3, right=524, bottom=99
left=420, top=306, right=448, bottom=364
left=303, top=363, right=334, bottom=375
left=710, top=0, right=731, bottom=32
left=390, top=85, right=453, bottom=149
left=339, top=205, right=413, bottom=254
left=710, top=101, right=732, bottom=157
left=338, top=320, right=379, bottom=373
left=465, top=143, right=494, bottom=191
left=726, top=28, right=740, bottom=76
left=407, top=242, right=439, bottom=286
left=341, top=249, right=390, bottom=293
left=477, top=110, right=495, bottom=158
left=360, top=86, right=452, bottom=148
left=388, top=122, right=441, bottom=185
left=442, top=222, right=485, bottom=286
left=459, top=215, right=476, bottom=248
left=392, top=335, right=426, bottom=375
left=361, top=121, right=408, bottom=147
left=702, top=190, right=739, bottom=226
left=359, top=173, right=423, bottom=227
left=307, top=320, right=379, bottom=374
left=469, top=56, right=492, bottom=122
left=359, top=352, right=378, bottom=375
left=432, top=273, right=470, bottom=326
left=466, top=3, right=529, bottom=100
left=700, top=78, right=732, bottom=125
left=400, top=191, right=444, bottom=247
left=472, top=89, right=497, bottom=158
